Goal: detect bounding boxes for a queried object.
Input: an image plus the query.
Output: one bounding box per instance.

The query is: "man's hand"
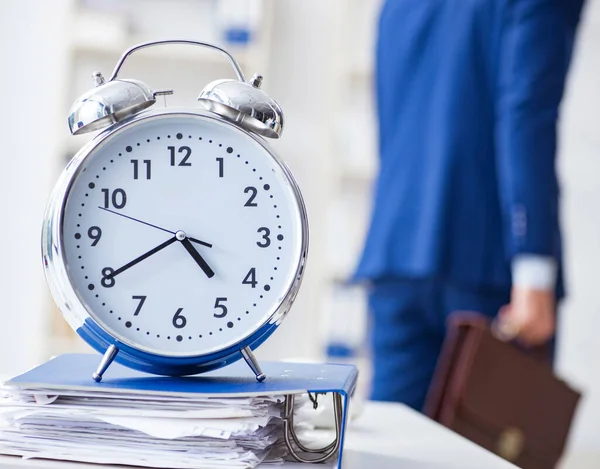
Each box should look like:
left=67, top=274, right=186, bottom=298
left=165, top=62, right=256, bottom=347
left=499, top=287, right=556, bottom=346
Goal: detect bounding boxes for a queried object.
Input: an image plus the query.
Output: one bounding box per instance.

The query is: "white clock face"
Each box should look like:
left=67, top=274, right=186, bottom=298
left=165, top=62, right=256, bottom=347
left=61, top=114, right=305, bottom=357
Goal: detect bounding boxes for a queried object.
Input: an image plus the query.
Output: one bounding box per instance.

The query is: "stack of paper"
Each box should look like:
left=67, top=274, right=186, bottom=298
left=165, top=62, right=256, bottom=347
left=0, top=387, right=294, bottom=468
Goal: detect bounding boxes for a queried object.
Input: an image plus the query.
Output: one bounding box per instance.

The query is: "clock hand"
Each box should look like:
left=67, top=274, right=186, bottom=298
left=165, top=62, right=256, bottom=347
left=98, top=206, right=212, bottom=248
left=176, top=230, right=215, bottom=279
left=110, top=236, right=177, bottom=278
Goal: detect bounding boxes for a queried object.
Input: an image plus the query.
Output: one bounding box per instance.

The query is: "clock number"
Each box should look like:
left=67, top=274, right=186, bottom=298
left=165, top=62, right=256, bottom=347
left=172, top=307, right=187, bottom=328
left=244, top=186, right=258, bottom=207
left=132, top=295, right=147, bottom=316
left=214, top=297, right=228, bottom=318
left=131, top=159, right=151, bottom=179
left=216, top=157, right=224, bottom=177
left=101, top=267, right=115, bottom=288
left=87, top=226, right=102, bottom=246
left=257, top=227, right=271, bottom=248
left=101, top=188, right=127, bottom=209
left=242, top=268, right=257, bottom=288
left=168, top=146, right=192, bottom=167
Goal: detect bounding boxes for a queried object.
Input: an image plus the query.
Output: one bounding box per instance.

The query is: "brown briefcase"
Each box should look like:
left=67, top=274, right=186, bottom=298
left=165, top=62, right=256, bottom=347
left=424, top=313, right=581, bottom=469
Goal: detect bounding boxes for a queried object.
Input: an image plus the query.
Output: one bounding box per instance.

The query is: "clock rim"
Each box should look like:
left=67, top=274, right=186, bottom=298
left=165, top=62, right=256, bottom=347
left=42, top=108, right=309, bottom=375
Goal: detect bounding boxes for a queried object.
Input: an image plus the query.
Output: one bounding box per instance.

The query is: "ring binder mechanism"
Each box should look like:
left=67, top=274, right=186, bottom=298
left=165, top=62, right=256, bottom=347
left=283, top=393, right=343, bottom=463
left=1, top=354, right=357, bottom=469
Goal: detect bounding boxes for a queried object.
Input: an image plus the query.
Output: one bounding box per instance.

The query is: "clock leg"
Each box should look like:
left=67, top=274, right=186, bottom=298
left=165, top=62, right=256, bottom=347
left=92, top=344, right=119, bottom=382
left=241, top=346, right=266, bottom=382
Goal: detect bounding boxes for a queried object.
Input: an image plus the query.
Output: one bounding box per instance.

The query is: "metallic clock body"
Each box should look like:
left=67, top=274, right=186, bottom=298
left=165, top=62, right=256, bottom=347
left=42, top=107, right=309, bottom=377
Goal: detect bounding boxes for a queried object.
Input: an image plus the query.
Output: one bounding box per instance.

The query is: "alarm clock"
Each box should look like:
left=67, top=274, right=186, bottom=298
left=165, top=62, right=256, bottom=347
left=42, top=40, right=308, bottom=382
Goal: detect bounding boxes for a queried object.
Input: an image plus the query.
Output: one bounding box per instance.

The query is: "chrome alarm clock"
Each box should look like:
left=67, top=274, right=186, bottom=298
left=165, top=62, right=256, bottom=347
left=42, top=40, right=308, bottom=382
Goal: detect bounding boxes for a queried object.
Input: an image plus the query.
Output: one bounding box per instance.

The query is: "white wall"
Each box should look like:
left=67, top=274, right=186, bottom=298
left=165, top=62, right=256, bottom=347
left=558, top=0, right=600, bottom=461
left=0, top=0, right=73, bottom=374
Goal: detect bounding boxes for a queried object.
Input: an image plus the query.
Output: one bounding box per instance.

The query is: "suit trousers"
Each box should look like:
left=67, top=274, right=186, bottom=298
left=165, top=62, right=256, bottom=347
left=368, top=278, right=511, bottom=411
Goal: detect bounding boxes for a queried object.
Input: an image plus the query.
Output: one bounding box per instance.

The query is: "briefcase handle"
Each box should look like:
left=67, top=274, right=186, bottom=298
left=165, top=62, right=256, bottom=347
left=449, top=311, right=552, bottom=365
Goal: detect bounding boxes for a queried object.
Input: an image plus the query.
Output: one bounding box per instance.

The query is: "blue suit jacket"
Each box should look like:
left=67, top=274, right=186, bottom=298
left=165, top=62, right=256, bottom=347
left=355, top=0, right=583, bottom=293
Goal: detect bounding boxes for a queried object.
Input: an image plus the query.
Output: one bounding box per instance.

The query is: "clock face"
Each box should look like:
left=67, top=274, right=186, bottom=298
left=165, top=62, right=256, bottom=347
left=61, top=113, right=305, bottom=357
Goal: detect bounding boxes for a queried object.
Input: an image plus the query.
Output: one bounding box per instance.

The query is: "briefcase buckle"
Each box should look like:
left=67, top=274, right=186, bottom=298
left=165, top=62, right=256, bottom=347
left=497, top=426, right=525, bottom=462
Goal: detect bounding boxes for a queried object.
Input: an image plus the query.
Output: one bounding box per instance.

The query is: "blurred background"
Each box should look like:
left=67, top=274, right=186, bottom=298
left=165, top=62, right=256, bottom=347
left=0, top=0, right=599, bottom=467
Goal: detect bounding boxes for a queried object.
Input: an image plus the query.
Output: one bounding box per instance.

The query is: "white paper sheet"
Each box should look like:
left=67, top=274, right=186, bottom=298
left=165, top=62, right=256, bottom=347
left=0, top=384, right=309, bottom=469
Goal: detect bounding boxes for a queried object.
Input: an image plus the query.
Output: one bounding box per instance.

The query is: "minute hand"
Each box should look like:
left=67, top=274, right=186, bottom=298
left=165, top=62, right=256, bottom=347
left=111, top=236, right=177, bottom=278
left=98, top=207, right=212, bottom=248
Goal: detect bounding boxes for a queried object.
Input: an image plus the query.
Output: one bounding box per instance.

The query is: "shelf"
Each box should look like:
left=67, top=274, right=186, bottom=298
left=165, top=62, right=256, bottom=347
left=339, top=164, right=377, bottom=183
left=349, top=67, right=373, bottom=83
left=71, top=38, right=256, bottom=70
left=70, top=7, right=258, bottom=71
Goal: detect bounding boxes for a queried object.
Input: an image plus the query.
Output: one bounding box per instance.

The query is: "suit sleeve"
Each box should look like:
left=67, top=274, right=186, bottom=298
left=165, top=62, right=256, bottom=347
left=495, top=0, right=573, bottom=260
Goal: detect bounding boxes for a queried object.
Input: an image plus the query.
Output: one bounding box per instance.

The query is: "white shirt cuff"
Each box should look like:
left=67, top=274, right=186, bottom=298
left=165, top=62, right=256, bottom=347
left=511, top=255, right=557, bottom=290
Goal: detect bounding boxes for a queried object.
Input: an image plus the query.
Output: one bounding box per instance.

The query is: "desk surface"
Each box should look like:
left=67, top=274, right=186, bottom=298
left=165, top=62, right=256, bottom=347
left=0, top=401, right=516, bottom=469
left=333, top=401, right=517, bottom=468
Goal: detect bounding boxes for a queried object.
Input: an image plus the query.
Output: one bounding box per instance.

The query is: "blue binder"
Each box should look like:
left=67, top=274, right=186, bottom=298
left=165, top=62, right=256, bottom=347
left=8, top=354, right=358, bottom=468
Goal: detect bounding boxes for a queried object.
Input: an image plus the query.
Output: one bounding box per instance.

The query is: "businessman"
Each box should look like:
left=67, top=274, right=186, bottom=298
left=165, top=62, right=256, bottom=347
left=355, top=0, right=585, bottom=410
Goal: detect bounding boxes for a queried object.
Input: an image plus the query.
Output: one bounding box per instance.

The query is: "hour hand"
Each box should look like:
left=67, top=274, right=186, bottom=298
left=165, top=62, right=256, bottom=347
left=176, top=231, right=215, bottom=278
